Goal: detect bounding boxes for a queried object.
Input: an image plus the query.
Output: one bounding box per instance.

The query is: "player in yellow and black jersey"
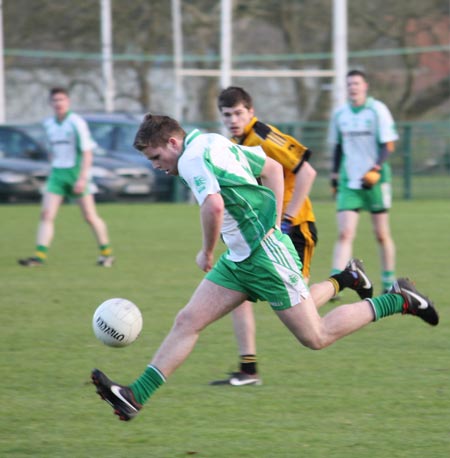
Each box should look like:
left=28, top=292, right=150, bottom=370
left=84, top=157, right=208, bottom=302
left=210, top=86, right=318, bottom=386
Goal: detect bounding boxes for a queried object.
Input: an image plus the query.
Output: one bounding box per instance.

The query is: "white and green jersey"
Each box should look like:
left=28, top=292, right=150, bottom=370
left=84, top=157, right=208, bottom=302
left=329, top=97, right=398, bottom=189
left=179, top=129, right=277, bottom=262
left=43, top=112, right=96, bottom=169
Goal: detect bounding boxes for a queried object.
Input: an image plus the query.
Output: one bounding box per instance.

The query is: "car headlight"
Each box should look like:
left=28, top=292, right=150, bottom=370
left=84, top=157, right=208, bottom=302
left=0, top=171, right=27, bottom=183
left=90, top=166, right=116, bottom=179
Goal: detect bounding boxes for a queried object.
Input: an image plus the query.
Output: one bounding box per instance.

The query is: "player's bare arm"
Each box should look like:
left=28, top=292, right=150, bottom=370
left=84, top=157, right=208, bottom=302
left=196, top=193, right=224, bottom=272
left=284, top=161, right=317, bottom=218
left=259, top=157, right=284, bottom=226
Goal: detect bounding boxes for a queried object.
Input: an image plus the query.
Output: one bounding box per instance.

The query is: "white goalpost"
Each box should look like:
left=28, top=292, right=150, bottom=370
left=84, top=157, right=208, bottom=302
left=171, top=0, right=348, bottom=120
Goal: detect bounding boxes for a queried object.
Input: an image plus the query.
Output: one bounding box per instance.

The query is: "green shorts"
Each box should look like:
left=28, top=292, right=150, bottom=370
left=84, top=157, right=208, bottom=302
left=46, top=168, right=91, bottom=198
left=337, top=182, right=392, bottom=213
left=206, top=229, right=310, bottom=310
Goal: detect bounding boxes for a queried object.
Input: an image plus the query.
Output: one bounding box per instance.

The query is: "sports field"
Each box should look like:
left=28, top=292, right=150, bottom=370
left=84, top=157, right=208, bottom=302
left=1, top=200, right=449, bottom=458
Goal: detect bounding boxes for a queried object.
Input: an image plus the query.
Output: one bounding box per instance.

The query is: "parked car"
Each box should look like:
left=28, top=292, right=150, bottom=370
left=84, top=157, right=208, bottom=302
left=0, top=156, right=49, bottom=202
left=83, top=113, right=186, bottom=201
left=0, top=124, right=154, bottom=201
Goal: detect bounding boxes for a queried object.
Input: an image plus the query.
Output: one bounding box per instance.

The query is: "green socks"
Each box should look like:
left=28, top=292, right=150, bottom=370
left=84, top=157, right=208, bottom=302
left=34, top=245, right=48, bottom=262
left=99, top=244, right=113, bottom=257
left=382, top=271, right=396, bottom=292
left=367, top=294, right=404, bottom=321
left=129, top=365, right=166, bottom=405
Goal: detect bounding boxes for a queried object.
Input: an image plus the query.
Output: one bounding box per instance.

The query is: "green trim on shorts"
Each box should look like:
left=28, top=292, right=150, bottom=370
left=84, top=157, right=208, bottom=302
left=206, top=229, right=309, bottom=310
left=46, top=167, right=91, bottom=198
left=336, top=184, right=391, bottom=212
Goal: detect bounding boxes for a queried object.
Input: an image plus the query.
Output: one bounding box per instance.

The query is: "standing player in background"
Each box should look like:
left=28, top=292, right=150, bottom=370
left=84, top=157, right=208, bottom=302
left=329, top=70, right=398, bottom=293
left=18, top=87, right=114, bottom=267
left=209, top=86, right=318, bottom=386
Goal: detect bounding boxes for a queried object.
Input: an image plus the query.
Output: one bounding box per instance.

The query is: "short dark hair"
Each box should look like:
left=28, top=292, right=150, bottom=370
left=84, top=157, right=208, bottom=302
left=133, top=114, right=186, bottom=151
left=49, top=87, right=69, bottom=98
left=346, top=70, right=368, bottom=81
left=217, top=86, right=253, bottom=110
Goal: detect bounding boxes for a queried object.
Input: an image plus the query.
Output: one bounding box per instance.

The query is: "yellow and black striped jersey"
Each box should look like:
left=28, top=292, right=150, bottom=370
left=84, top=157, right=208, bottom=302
left=231, top=116, right=315, bottom=225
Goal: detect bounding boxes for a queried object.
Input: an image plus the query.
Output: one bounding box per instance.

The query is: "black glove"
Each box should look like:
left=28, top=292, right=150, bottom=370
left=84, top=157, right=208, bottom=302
left=330, top=178, right=338, bottom=197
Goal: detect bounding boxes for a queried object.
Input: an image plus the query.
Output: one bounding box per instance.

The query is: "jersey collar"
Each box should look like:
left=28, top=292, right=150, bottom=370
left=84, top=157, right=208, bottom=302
left=349, top=97, right=374, bottom=113
left=184, top=129, right=201, bottom=147
left=54, top=110, right=72, bottom=125
left=181, top=129, right=202, bottom=156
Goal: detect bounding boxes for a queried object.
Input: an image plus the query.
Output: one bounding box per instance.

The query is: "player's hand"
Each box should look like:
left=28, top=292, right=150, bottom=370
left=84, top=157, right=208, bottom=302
left=361, top=168, right=381, bottom=189
left=73, top=177, right=87, bottom=195
left=196, top=249, right=214, bottom=272
left=280, top=214, right=294, bottom=234
left=330, top=178, right=338, bottom=197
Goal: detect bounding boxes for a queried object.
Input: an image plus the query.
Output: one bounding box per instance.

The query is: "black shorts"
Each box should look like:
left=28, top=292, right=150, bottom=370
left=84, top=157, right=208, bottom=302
left=289, top=221, right=318, bottom=279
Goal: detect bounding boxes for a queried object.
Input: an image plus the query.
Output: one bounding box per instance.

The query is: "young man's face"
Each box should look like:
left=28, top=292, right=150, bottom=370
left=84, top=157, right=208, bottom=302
left=220, top=103, right=254, bottom=137
left=50, top=92, right=70, bottom=119
left=346, top=75, right=369, bottom=107
left=142, top=138, right=181, bottom=176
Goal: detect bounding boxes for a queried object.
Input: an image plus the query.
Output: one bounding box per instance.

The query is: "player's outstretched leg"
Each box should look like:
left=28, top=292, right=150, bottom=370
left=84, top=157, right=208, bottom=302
left=388, top=278, right=439, bottom=325
left=91, top=369, right=142, bottom=421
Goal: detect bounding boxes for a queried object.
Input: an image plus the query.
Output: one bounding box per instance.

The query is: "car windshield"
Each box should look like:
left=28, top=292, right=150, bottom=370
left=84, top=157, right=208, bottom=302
left=22, top=124, right=47, bottom=144
left=0, top=125, right=46, bottom=158
left=88, top=121, right=139, bottom=155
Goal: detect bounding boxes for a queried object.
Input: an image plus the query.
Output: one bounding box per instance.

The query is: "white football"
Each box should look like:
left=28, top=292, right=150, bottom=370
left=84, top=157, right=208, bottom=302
left=92, top=298, right=143, bottom=347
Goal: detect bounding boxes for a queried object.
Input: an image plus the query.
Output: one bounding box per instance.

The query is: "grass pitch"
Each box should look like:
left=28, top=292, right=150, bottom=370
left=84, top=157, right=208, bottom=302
left=1, top=200, right=449, bottom=458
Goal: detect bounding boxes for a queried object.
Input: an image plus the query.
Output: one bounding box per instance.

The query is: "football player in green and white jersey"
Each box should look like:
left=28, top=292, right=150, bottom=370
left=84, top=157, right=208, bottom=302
left=90, top=114, right=438, bottom=422
left=18, top=87, right=114, bottom=267
left=329, top=70, right=399, bottom=292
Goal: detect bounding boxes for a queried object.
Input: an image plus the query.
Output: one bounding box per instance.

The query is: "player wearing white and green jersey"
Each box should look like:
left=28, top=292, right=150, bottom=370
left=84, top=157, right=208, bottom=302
left=90, top=114, right=438, bottom=421
left=18, top=87, right=113, bottom=267
left=329, top=70, right=398, bottom=291
left=44, top=111, right=97, bottom=197
left=44, top=111, right=95, bottom=169
left=180, top=130, right=276, bottom=261
left=329, top=96, right=398, bottom=195
left=179, top=129, right=308, bottom=309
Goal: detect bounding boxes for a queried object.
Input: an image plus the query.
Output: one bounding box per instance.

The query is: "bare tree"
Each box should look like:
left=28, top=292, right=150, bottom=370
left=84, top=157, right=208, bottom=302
left=349, top=0, right=450, bottom=119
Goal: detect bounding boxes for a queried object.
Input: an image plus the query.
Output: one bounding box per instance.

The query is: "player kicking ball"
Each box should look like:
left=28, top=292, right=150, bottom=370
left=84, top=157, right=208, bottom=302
left=91, top=114, right=439, bottom=421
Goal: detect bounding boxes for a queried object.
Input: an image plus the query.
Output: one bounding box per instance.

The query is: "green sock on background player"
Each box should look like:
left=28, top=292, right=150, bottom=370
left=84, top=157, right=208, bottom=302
left=34, top=245, right=48, bottom=263
left=99, top=244, right=113, bottom=257
left=382, top=271, right=396, bottom=292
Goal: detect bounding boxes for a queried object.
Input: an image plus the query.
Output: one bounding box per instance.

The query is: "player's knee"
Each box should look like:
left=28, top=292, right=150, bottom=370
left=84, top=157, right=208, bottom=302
left=374, top=231, right=390, bottom=244
left=338, top=229, right=354, bottom=242
left=299, top=332, right=328, bottom=350
left=173, top=307, right=200, bottom=334
left=40, top=209, right=54, bottom=222
left=84, top=213, right=101, bottom=226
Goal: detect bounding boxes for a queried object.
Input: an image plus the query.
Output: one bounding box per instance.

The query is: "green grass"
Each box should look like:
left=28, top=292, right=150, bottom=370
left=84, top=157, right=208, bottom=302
left=1, top=200, right=449, bottom=458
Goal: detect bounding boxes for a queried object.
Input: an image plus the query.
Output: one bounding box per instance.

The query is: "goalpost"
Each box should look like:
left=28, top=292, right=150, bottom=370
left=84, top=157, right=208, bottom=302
left=171, top=0, right=348, bottom=120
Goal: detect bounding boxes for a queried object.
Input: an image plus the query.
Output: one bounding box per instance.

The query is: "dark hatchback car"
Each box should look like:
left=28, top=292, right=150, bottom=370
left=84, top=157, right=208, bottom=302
left=83, top=113, right=186, bottom=201
left=0, top=124, right=154, bottom=202
left=0, top=156, right=49, bottom=202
